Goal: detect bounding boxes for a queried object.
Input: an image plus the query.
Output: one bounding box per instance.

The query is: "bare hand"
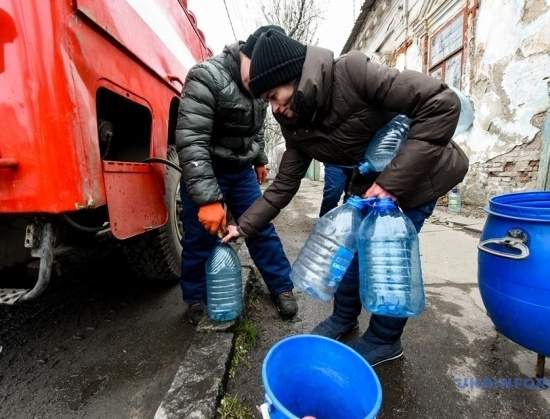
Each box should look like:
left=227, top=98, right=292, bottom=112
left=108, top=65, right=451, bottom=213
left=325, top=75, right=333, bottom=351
left=221, top=224, right=241, bottom=243
left=364, top=182, right=397, bottom=200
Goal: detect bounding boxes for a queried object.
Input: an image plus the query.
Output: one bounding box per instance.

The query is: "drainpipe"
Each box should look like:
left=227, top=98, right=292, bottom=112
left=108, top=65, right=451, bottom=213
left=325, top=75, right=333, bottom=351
left=537, top=80, right=550, bottom=190
left=404, top=0, right=409, bottom=69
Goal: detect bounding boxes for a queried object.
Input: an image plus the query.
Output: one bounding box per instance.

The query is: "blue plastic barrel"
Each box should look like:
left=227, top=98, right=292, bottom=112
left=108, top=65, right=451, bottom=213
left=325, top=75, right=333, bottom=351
left=478, top=191, right=550, bottom=356
left=261, top=335, right=382, bottom=419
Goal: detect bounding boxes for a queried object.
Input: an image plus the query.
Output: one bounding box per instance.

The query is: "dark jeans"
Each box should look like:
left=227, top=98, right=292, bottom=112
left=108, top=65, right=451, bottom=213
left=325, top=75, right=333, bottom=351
left=335, top=199, right=438, bottom=343
left=319, top=164, right=354, bottom=217
left=180, top=166, right=293, bottom=304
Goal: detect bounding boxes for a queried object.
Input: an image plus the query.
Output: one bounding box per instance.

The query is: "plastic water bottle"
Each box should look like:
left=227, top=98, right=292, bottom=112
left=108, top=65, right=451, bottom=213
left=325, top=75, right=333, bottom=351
left=448, top=186, right=461, bottom=214
left=290, top=196, right=371, bottom=301
left=450, top=87, right=474, bottom=137
left=357, top=198, right=425, bottom=317
left=358, top=114, right=410, bottom=175
left=206, top=243, right=242, bottom=322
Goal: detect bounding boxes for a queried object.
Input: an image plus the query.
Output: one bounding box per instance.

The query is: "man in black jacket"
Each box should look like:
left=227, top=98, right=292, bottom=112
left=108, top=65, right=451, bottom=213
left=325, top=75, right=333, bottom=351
left=175, top=26, right=297, bottom=324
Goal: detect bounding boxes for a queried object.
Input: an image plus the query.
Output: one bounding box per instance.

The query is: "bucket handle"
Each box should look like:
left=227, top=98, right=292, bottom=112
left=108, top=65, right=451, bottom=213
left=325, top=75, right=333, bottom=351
left=260, top=402, right=271, bottom=419
left=478, top=229, right=529, bottom=260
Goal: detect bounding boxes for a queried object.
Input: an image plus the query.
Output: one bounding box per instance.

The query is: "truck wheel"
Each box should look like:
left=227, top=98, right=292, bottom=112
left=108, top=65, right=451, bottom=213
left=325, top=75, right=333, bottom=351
left=123, top=146, right=182, bottom=283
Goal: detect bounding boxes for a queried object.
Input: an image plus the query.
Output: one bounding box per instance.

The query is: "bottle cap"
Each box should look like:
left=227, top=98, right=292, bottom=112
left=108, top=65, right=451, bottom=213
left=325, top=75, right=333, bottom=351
left=357, top=161, right=372, bottom=175
left=347, top=195, right=375, bottom=211
left=373, top=197, right=397, bottom=210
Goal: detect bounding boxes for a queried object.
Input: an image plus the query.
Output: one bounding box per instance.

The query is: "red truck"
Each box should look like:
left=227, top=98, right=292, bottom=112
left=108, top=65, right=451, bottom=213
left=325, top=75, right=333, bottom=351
left=0, top=0, right=210, bottom=304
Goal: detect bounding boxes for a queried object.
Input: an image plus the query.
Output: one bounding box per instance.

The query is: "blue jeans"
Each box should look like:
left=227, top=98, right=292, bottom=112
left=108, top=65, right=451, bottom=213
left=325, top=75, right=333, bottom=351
left=180, top=166, right=293, bottom=304
left=319, top=164, right=354, bottom=217
left=334, top=199, right=438, bottom=343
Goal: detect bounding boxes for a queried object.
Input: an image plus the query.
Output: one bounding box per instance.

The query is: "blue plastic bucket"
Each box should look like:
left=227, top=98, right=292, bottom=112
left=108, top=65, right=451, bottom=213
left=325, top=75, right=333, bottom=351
left=478, top=191, right=550, bottom=356
left=261, top=335, right=382, bottom=419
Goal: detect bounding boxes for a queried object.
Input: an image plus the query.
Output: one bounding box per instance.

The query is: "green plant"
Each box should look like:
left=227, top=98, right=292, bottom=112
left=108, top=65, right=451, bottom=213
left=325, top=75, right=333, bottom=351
left=229, top=318, right=258, bottom=378
left=218, top=394, right=254, bottom=419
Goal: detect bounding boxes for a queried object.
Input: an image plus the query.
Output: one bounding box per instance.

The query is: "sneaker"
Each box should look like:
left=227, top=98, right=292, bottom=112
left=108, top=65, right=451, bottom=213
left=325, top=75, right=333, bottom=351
left=275, top=291, right=298, bottom=320
left=185, top=302, right=205, bottom=325
left=311, top=316, right=359, bottom=340
left=349, top=337, right=403, bottom=367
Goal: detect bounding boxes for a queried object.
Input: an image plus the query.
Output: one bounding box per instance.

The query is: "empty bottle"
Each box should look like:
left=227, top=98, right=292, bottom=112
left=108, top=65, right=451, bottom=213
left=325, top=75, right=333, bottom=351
left=357, top=198, right=425, bottom=317
left=206, top=243, right=242, bottom=322
left=450, top=87, right=474, bottom=137
left=291, top=196, right=371, bottom=301
left=448, top=186, right=461, bottom=214
left=358, top=114, right=411, bottom=175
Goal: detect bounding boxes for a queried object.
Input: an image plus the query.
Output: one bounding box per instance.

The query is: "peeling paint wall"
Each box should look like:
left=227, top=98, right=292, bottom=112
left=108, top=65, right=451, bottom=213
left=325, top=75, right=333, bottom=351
left=459, top=0, right=550, bottom=203
left=348, top=0, right=550, bottom=205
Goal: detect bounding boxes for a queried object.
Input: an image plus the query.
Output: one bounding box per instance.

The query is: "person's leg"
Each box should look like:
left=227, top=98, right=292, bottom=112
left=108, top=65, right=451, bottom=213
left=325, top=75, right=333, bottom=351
left=319, top=164, right=349, bottom=217
left=341, top=167, right=355, bottom=204
left=351, top=199, right=437, bottom=365
left=311, top=254, right=362, bottom=339
left=226, top=167, right=296, bottom=318
left=179, top=179, right=218, bottom=323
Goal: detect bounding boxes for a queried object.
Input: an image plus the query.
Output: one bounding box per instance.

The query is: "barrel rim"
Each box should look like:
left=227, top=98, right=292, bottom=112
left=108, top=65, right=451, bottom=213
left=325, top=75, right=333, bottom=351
left=261, top=334, right=383, bottom=419
left=486, top=191, right=550, bottom=222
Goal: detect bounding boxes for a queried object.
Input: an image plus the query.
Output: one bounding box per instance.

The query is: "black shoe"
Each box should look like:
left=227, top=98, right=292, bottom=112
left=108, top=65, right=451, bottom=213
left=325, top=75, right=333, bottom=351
left=311, top=316, right=359, bottom=340
left=185, top=302, right=205, bottom=325
left=275, top=291, right=298, bottom=320
left=349, top=337, right=403, bottom=367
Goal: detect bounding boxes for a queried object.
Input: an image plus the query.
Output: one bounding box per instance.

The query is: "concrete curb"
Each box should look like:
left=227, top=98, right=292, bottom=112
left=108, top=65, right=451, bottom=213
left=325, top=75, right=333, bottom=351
left=155, top=266, right=255, bottom=419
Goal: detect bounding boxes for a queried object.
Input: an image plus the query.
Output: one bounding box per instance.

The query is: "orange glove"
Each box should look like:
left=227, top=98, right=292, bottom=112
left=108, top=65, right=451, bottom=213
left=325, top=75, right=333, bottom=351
left=198, top=202, right=226, bottom=235
left=255, top=165, right=268, bottom=184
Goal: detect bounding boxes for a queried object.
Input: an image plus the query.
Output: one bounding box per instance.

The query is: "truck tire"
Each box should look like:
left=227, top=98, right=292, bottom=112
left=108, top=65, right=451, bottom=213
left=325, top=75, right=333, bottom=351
left=123, top=146, right=182, bottom=283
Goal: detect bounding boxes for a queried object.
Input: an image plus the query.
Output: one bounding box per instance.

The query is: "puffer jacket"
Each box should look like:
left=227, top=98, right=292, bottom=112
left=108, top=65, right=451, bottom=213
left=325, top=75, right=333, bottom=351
left=238, top=46, right=469, bottom=237
left=175, top=42, right=268, bottom=205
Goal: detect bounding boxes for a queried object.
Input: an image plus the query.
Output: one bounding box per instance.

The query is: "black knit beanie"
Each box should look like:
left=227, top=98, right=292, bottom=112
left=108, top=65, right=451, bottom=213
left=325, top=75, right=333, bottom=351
left=249, top=30, right=307, bottom=97
left=241, top=25, right=286, bottom=58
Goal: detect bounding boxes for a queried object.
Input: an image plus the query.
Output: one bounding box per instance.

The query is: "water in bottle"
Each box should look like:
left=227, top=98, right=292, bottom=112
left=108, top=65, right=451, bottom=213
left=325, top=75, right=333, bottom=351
left=290, top=196, right=371, bottom=301
left=206, top=243, right=242, bottom=322
left=448, top=186, right=461, bottom=214
left=357, top=198, right=425, bottom=317
left=358, top=114, right=410, bottom=175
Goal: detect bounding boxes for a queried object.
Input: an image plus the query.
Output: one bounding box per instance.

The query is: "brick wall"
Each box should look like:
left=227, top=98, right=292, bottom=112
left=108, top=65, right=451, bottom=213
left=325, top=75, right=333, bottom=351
left=461, top=135, right=542, bottom=206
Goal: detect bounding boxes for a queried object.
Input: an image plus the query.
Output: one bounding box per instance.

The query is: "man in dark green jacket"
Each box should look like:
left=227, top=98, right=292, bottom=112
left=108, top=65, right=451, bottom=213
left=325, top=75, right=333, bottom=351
left=223, top=30, right=468, bottom=366
left=176, top=26, right=297, bottom=324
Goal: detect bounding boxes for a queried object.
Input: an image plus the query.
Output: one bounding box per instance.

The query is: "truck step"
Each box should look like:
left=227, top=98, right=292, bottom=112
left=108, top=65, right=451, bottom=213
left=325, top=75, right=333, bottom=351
left=0, top=288, right=30, bottom=305
left=0, top=222, right=55, bottom=305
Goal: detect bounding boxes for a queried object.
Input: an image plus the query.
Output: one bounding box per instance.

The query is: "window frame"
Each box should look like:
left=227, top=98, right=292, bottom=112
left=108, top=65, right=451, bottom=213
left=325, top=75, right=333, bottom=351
left=428, top=9, right=466, bottom=88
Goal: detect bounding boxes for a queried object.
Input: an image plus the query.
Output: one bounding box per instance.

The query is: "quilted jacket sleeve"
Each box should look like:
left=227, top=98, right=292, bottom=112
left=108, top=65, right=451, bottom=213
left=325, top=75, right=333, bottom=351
left=175, top=63, right=223, bottom=205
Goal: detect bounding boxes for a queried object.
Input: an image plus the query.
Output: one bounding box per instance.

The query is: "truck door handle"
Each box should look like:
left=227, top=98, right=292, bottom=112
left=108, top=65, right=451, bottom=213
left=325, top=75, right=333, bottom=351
left=166, top=74, right=184, bottom=90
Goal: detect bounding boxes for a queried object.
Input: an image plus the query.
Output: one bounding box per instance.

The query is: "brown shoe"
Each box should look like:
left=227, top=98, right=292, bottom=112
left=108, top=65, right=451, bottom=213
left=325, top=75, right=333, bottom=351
left=275, top=291, right=298, bottom=320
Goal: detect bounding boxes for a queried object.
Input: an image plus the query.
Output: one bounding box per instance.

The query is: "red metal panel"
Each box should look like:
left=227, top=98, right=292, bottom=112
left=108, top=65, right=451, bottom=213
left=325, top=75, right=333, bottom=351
left=1, top=0, right=208, bottom=241
left=103, top=161, right=167, bottom=240
left=74, top=0, right=204, bottom=89
left=0, top=0, right=113, bottom=213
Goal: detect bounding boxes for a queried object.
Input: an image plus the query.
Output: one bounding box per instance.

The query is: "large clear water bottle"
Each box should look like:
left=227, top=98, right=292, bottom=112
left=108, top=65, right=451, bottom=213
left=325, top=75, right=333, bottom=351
left=206, top=243, right=242, bottom=322
left=358, top=114, right=411, bottom=176
left=450, top=87, right=474, bottom=137
left=291, top=196, right=370, bottom=301
left=357, top=198, right=425, bottom=317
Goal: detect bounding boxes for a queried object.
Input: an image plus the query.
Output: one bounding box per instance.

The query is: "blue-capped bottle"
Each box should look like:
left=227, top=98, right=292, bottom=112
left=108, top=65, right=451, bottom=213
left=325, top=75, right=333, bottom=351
left=358, top=114, right=410, bottom=176
left=206, top=243, right=242, bottom=322
left=290, top=196, right=370, bottom=301
left=357, top=198, right=424, bottom=317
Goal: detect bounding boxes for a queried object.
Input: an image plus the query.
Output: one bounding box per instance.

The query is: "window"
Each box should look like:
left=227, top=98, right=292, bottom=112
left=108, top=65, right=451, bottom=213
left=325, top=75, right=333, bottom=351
left=428, top=12, right=465, bottom=89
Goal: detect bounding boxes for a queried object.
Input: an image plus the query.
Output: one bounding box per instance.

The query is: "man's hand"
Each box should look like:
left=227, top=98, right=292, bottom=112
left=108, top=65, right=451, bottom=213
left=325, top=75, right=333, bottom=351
left=221, top=224, right=241, bottom=243
left=364, top=182, right=397, bottom=200
left=255, top=165, right=268, bottom=184
left=197, top=202, right=226, bottom=235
